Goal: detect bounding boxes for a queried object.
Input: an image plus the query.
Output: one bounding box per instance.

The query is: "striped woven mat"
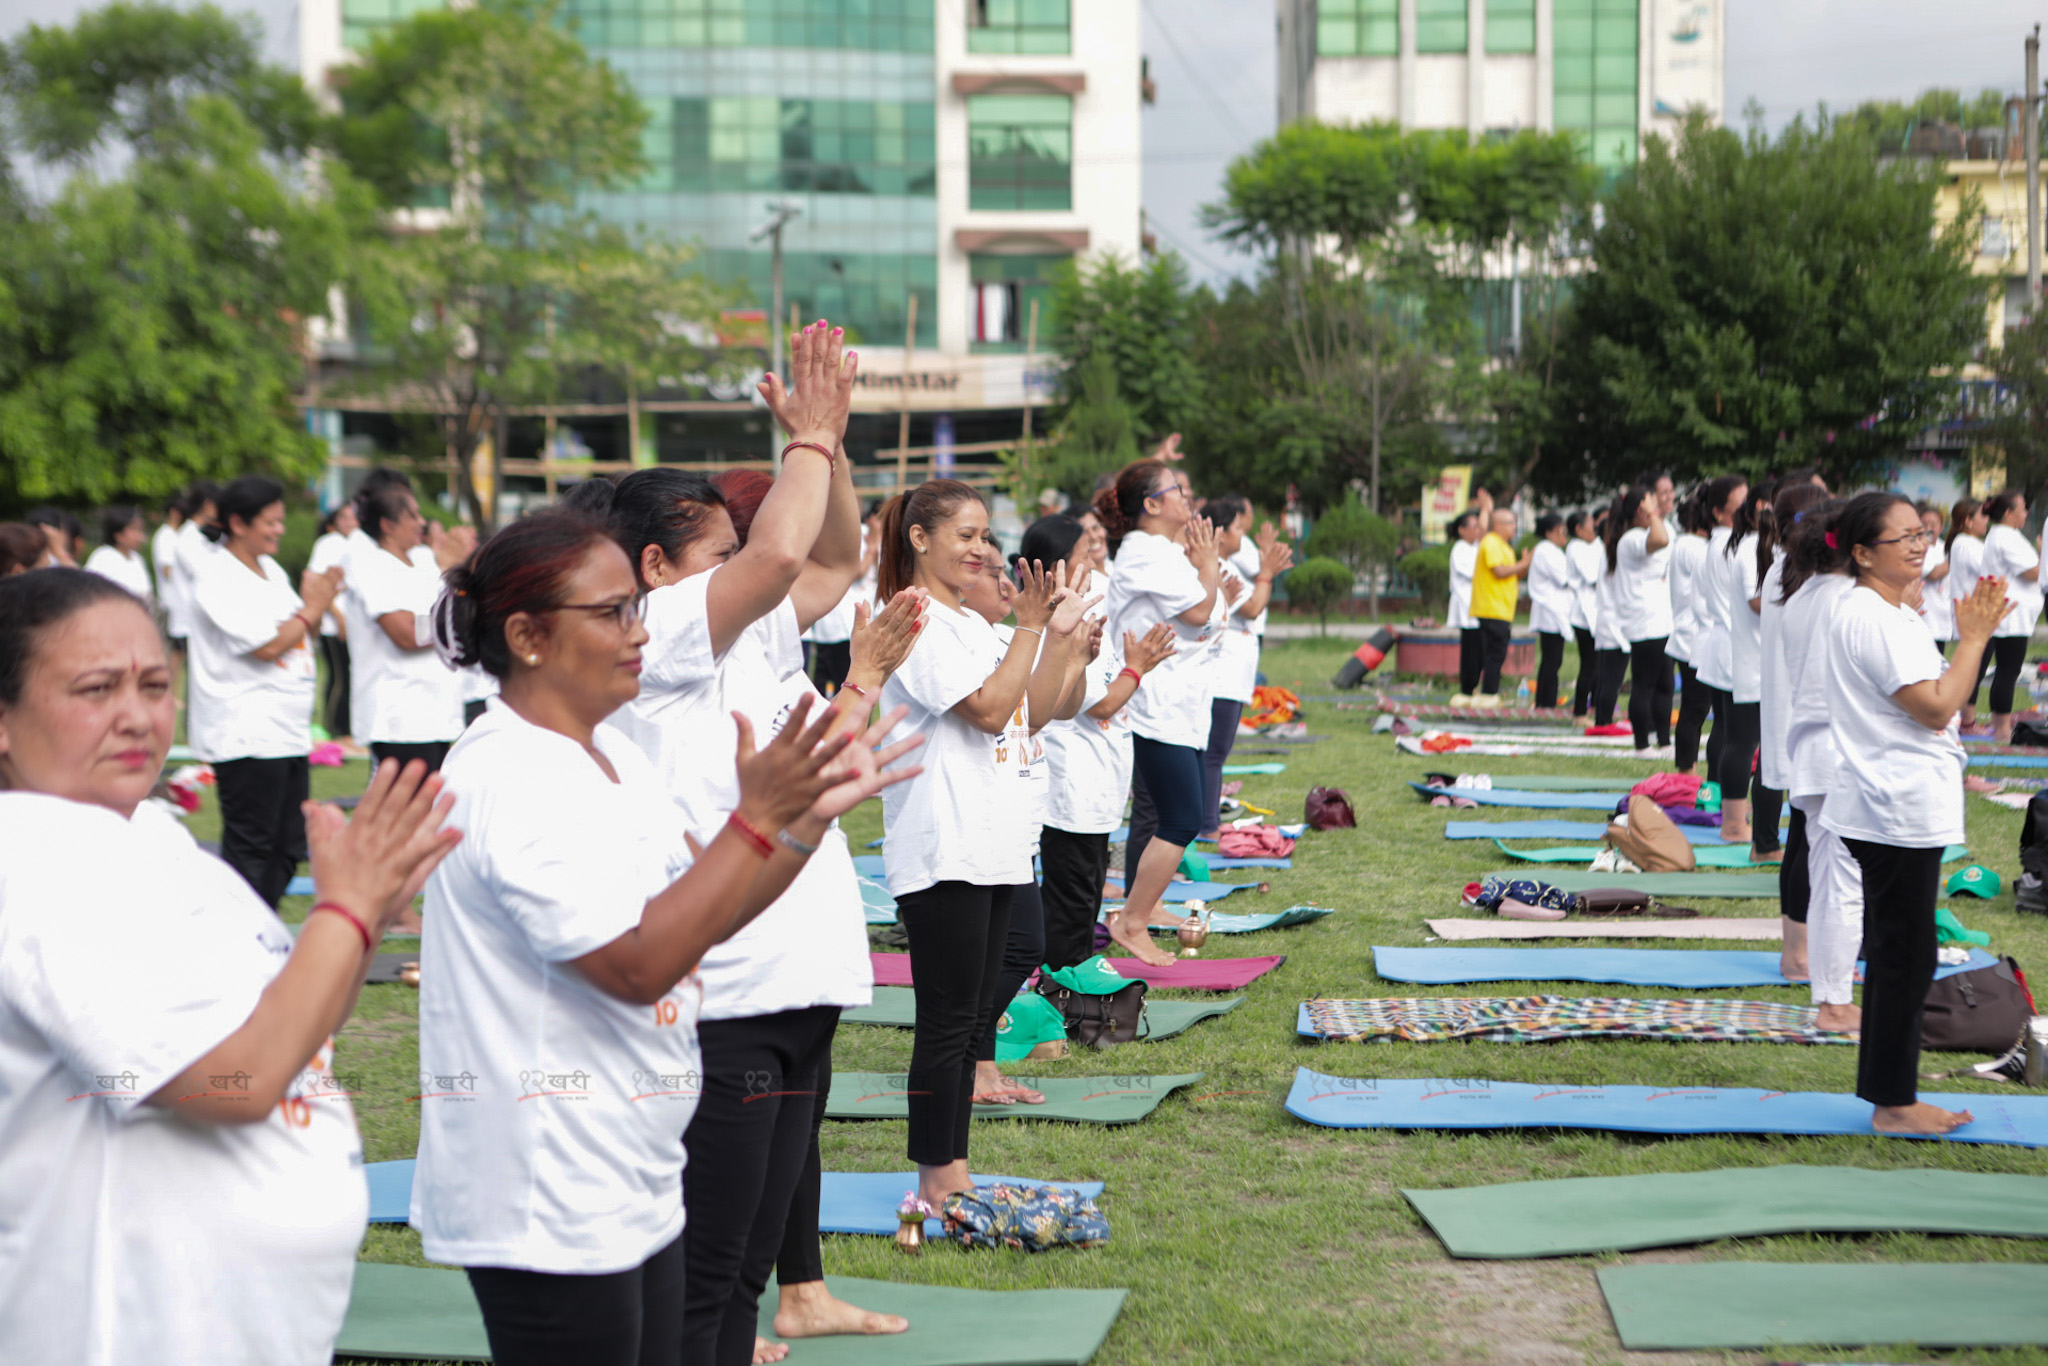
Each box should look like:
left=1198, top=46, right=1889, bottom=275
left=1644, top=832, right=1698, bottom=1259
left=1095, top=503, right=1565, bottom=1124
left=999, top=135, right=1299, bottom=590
left=1302, top=996, right=1853, bottom=1045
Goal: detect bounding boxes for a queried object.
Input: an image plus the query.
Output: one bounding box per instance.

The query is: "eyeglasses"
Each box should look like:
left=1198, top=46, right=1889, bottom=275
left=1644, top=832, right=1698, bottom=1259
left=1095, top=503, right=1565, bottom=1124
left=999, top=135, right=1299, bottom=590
left=1870, top=529, right=1937, bottom=549
left=554, top=595, right=646, bottom=630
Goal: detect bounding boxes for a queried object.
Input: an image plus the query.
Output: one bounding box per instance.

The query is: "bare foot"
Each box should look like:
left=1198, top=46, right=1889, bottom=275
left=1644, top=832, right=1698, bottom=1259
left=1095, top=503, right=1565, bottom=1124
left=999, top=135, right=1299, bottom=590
left=1779, top=956, right=1808, bottom=983
left=1815, top=1002, right=1861, bottom=1033
left=1107, top=913, right=1177, bottom=967
left=989, top=1069, right=1044, bottom=1104
left=1719, top=825, right=1751, bottom=845
left=774, top=1281, right=909, bottom=1341
left=752, top=1335, right=790, bottom=1364
left=971, top=1061, right=1018, bottom=1105
left=1872, top=1101, right=1974, bottom=1136
left=1750, top=849, right=1784, bottom=864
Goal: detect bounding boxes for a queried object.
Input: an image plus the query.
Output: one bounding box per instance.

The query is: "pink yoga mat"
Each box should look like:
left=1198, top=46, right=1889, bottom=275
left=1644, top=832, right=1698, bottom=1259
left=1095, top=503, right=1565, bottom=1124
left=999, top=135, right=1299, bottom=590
left=866, top=952, right=1285, bottom=992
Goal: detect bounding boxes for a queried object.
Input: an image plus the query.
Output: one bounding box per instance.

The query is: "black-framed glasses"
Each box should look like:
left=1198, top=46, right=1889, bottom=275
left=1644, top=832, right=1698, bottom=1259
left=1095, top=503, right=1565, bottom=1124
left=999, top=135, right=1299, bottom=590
left=1870, top=529, right=1937, bottom=549
left=554, top=595, right=646, bottom=630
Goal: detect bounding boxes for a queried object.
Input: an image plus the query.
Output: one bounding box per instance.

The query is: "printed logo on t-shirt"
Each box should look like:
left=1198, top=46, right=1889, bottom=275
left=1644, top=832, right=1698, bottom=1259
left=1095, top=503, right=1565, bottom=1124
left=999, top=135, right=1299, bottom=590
left=628, top=1066, right=703, bottom=1102
left=518, top=1067, right=595, bottom=1102
left=415, top=1068, right=480, bottom=1103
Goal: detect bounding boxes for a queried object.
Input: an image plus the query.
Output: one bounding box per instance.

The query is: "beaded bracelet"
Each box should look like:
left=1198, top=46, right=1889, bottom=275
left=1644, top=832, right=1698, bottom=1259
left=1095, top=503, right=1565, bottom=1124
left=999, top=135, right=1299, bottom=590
left=727, top=811, right=776, bottom=858
left=311, top=900, right=374, bottom=953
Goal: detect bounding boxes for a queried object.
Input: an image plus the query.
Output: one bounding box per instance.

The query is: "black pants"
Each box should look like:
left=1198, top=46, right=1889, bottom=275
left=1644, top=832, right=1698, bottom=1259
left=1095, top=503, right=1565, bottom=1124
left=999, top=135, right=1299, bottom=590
left=468, top=1230, right=686, bottom=1366
left=1458, top=627, right=1482, bottom=694
left=1780, top=804, right=1809, bottom=924
left=1535, top=631, right=1565, bottom=708
left=1627, top=637, right=1672, bottom=747
left=1751, top=780, right=1784, bottom=854
left=1989, top=635, right=2030, bottom=713
left=1571, top=627, right=1598, bottom=716
left=682, top=1005, right=839, bottom=1366
left=318, top=635, right=351, bottom=739
left=897, top=881, right=1012, bottom=1166
left=1200, top=698, right=1245, bottom=835
left=370, top=740, right=450, bottom=773
left=1476, top=617, right=1512, bottom=695
left=1717, top=699, right=1760, bottom=802
left=1041, top=826, right=1109, bottom=971
left=808, top=640, right=851, bottom=693
left=1675, top=661, right=1716, bottom=772
left=1843, top=839, right=1943, bottom=1108
left=1130, top=736, right=1204, bottom=848
left=979, top=881, right=1045, bottom=1062
left=1593, top=648, right=1628, bottom=726
left=213, top=755, right=308, bottom=908
left=776, top=1043, right=828, bottom=1286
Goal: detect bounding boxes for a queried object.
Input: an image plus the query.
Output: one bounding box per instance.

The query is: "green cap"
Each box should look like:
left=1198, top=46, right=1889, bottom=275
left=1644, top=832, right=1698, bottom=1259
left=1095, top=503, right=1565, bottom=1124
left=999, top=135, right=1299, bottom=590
left=1040, top=955, right=1131, bottom=996
left=1946, top=864, right=2002, bottom=899
left=994, top=993, right=1069, bottom=1062
left=1178, top=849, right=1211, bottom=882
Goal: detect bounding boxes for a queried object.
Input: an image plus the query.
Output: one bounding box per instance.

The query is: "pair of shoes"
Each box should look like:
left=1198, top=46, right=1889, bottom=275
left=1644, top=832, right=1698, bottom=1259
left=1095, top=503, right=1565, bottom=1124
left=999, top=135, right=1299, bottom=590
left=1636, top=743, right=1674, bottom=759
left=1447, top=693, right=1473, bottom=707
left=1469, top=694, right=1502, bottom=708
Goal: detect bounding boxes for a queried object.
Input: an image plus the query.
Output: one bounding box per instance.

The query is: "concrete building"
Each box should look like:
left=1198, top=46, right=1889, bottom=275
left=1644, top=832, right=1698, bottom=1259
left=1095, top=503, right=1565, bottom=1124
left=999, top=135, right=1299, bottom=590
left=300, top=0, right=1145, bottom=488
left=1276, top=0, right=1724, bottom=174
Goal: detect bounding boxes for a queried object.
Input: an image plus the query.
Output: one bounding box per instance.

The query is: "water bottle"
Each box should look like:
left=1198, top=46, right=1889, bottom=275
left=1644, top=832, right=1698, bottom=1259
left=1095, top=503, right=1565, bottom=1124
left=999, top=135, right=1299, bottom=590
left=1515, top=678, right=1532, bottom=707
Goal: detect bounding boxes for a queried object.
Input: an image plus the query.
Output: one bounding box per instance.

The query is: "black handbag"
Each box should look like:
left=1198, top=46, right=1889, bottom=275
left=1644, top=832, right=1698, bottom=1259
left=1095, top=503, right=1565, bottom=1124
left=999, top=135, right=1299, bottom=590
left=1035, top=977, right=1150, bottom=1047
left=1922, top=956, right=2036, bottom=1053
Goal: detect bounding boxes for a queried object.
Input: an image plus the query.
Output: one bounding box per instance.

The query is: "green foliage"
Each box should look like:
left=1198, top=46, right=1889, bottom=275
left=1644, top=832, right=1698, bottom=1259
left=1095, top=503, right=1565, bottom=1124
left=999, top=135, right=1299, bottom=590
left=1544, top=112, right=1987, bottom=497
left=1047, top=252, right=1201, bottom=444
left=1306, top=491, right=1400, bottom=577
left=1283, top=557, right=1353, bottom=634
left=1000, top=351, right=1139, bottom=506
left=1983, top=320, right=2048, bottom=501
left=1398, top=543, right=1452, bottom=612
left=1840, top=87, right=2016, bottom=154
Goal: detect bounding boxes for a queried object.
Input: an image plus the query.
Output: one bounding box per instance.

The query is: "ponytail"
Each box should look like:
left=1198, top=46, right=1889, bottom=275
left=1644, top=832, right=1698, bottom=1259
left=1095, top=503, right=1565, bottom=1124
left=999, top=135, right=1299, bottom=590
left=1947, top=497, right=1982, bottom=557
left=1094, top=458, right=1171, bottom=557
left=1762, top=481, right=1827, bottom=586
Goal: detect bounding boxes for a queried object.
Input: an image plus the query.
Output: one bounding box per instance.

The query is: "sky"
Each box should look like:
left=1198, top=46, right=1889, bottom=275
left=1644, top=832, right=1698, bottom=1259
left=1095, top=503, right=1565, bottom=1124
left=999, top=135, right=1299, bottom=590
left=2, top=0, right=2044, bottom=286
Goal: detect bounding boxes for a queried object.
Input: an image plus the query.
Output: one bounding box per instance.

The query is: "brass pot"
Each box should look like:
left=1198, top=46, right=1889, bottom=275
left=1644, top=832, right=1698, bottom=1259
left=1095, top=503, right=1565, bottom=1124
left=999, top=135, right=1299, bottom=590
left=895, top=1210, right=925, bottom=1255
left=1176, top=924, right=1209, bottom=949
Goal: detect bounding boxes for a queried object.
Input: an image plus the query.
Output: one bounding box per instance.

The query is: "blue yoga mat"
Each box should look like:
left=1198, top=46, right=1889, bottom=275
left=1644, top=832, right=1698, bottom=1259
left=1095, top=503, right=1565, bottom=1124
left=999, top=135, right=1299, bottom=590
left=872, top=828, right=1133, bottom=850
left=368, top=1159, right=414, bottom=1222
left=1103, top=904, right=1333, bottom=933
left=1412, top=783, right=1623, bottom=811
left=1101, top=876, right=1253, bottom=902
left=1372, top=945, right=1998, bottom=989
left=820, top=1171, right=1105, bottom=1237
left=1443, top=820, right=1772, bottom=845
left=1970, top=755, right=2048, bottom=768
left=1285, top=1070, right=2048, bottom=1148
left=860, top=876, right=898, bottom=925
left=1205, top=856, right=1294, bottom=869
left=285, top=875, right=315, bottom=897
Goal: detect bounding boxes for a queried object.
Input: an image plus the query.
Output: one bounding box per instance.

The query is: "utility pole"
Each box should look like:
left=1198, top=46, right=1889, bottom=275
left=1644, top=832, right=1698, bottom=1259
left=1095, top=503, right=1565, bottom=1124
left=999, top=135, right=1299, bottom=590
left=750, top=199, right=802, bottom=467
left=2030, top=26, right=2042, bottom=310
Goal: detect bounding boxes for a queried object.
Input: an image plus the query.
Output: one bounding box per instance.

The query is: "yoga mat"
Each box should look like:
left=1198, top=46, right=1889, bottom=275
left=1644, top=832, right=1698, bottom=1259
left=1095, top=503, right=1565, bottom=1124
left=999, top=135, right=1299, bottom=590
left=1099, top=875, right=1253, bottom=902
left=828, top=1071, right=1203, bottom=1124
left=1597, top=1263, right=2048, bottom=1350
left=1222, top=762, right=1286, bottom=775
left=1412, top=783, right=1625, bottom=810
left=1372, top=945, right=1998, bottom=988
left=860, top=875, right=898, bottom=925
left=1284, top=1069, right=2048, bottom=1148
left=820, top=1171, right=1106, bottom=1237
left=285, top=874, right=314, bottom=897
left=1494, top=840, right=1969, bottom=868
left=756, top=1277, right=1128, bottom=1365
left=1400, top=737, right=1664, bottom=760
left=866, top=828, right=1132, bottom=850
left=843, top=987, right=1241, bottom=1039
left=335, top=1263, right=489, bottom=1361
left=1968, top=753, right=2048, bottom=768
left=1107, top=904, right=1333, bottom=934
left=363, top=952, right=416, bottom=985
left=1445, top=819, right=1778, bottom=844
left=1206, top=856, right=1293, bottom=869
left=1405, top=1166, right=2048, bottom=1259
left=869, top=952, right=1281, bottom=993
left=1483, top=869, right=1782, bottom=898
left=1423, top=776, right=1638, bottom=792
left=1426, top=917, right=1781, bottom=941
left=366, top=1159, right=414, bottom=1223
left=1299, top=996, right=1854, bottom=1045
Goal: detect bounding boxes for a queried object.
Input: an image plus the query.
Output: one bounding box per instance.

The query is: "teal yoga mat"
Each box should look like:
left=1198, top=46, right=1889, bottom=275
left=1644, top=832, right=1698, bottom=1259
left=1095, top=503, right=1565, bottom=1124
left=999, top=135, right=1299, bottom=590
left=844, top=987, right=1241, bottom=1039
left=828, top=1071, right=1203, bottom=1124
left=336, top=1263, right=489, bottom=1360
left=1108, top=903, right=1334, bottom=933
left=1597, top=1263, right=2048, bottom=1350
left=1222, top=762, right=1286, bottom=775
left=1446, top=819, right=1782, bottom=843
left=1424, top=776, right=1636, bottom=792
left=1405, top=1166, right=2048, bottom=1258
left=755, top=1277, right=1128, bottom=1365
left=1494, top=840, right=1969, bottom=868
left=1482, top=868, right=1781, bottom=898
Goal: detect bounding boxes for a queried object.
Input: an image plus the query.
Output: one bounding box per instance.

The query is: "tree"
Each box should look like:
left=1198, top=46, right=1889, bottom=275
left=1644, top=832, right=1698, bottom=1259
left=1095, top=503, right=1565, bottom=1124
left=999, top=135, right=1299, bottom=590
left=1001, top=351, right=1140, bottom=506
left=0, top=3, right=361, bottom=508
left=1983, top=319, right=2048, bottom=501
left=1305, top=490, right=1400, bottom=617
left=1840, top=88, right=2015, bottom=154
left=1544, top=112, right=1986, bottom=496
left=333, top=0, right=714, bottom=529
left=1284, top=558, right=1352, bottom=635
left=1048, top=252, right=1201, bottom=446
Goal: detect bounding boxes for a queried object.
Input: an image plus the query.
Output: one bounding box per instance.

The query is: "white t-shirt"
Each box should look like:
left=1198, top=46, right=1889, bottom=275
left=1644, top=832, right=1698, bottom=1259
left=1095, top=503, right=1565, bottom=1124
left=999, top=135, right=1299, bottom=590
left=993, top=622, right=1051, bottom=851
left=151, top=523, right=185, bottom=630
left=307, top=532, right=349, bottom=637
left=1664, top=533, right=1708, bottom=663
left=1527, top=539, right=1572, bottom=636
left=1918, top=534, right=1953, bottom=641
left=0, top=794, right=364, bottom=1366
left=1104, top=530, right=1216, bottom=748
left=1783, top=572, right=1855, bottom=800
left=416, top=703, right=703, bottom=1274
left=1447, top=538, right=1479, bottom=630
left=344, top=546, right=463, bottom=745
left=1948, top=532, right=1985, bottom=608
left=1211, top=541, right=1265, bottom=704
left=1726, top=533, right=1766, bottom=703
left=609, top=567, right=871, bottom=1020
left=1612, top=527, right=1673, bottom=644
left=1565, top=537, right=1602, bottom=634
left=1757, top=553, right=1791, bottom=790
left=1983, top=523, right=2043, bottom=638
left=803, top=528, right=868, bottom=646
left=167, top=520, right=216, bottom=638
left=1593, top=552, right=1624, bottom=650
left=1042, top=638, right=1134, bottom=834
left=1818, top=585, right=1965, bottom=848
left=84, top=545, right=154, bottom=605
left=1692, top=526, right=1738, bottom=691
left=186, top=549, right=315, bottom=762
left=878, top=600, right=1035, bottom=895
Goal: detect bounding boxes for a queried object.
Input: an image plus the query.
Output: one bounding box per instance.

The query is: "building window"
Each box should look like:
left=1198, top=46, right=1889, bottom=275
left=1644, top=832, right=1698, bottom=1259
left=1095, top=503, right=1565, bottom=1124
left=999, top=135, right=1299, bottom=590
left=1415, top=0, right=1468, bottom=53
left=1316, top=0, right=1397, bottom=57
left=970, top=254, right=1066, bottom=349
left=1552, top=0, right=1638, bottom=173
left=1984, top=214, right=2014, bottom=260
left=967, top=94, right=1072, bottom=211
left=967, top=0, right=1069, bottom=54
left=663, top=97, right=937, bottom=196
left=342, top=0, right=445, bottom=50
left=1485, top=0, right=1536, bottom=53
left=557, top=0, right=936, bottom=55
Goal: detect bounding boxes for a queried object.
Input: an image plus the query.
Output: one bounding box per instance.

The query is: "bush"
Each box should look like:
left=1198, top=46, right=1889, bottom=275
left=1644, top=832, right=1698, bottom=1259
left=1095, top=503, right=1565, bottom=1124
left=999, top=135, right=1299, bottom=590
left=1399, top=543, right=1451, bottom=613
left=1286, top=557, right=1354, bottom=635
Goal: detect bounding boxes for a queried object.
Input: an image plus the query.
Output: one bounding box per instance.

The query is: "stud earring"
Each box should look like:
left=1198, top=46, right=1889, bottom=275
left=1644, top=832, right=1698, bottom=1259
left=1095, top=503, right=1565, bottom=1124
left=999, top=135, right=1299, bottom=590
left=527, top=654, right=540, bottom=665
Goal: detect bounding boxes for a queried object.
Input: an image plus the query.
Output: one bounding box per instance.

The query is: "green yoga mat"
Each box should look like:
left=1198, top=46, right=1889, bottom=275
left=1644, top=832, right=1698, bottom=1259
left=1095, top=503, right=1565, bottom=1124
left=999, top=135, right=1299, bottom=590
left=1406, top=1166, right=2048, bottom=1259
left=1484, top=869, right=1781, bottom=899
left=827, top=1071, right=1204, bottom=1124
left=1221, top=762, right=1285, bottom=775
left=845, top=987, right=1241, bottom=1039
left=756, top=1277, right=1127, bottom=1365
left=1598, top=1262, right=2048, bottom=1350
left=336, top=1263, right=489, bottom=1361
left=1496, top=840, right=1969, bottom=868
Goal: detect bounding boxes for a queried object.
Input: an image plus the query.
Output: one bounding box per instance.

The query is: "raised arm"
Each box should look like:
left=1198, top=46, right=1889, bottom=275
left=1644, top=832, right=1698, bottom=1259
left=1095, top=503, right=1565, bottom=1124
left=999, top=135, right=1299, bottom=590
left=952, top=564, right=1057, bottom=734
left=248, top=567, right=341, bottom=664
left=1896, top=577, right=2008, bottom=729
left=788, top=442, right=864, bottom=630
left=1233, top=524, right=1295, bottom=619
left=1178, top=517, right=1223, bottom=626
left=1087, top=623, right=1177, bottom=720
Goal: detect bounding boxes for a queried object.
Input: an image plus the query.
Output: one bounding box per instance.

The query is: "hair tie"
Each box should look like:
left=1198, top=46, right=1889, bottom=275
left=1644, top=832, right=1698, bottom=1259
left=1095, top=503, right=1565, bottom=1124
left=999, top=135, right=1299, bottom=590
left=1793, top=510, right=1805, bottom=525
left=429, top=586, right=468, bottom=672
left=1825, top=531, right=1838, bottom=549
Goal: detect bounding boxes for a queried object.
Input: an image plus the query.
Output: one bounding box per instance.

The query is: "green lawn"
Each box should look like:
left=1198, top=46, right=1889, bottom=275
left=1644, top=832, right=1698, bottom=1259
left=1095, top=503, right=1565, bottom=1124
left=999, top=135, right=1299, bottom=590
left=212, top=636, right=2048, bottom=1364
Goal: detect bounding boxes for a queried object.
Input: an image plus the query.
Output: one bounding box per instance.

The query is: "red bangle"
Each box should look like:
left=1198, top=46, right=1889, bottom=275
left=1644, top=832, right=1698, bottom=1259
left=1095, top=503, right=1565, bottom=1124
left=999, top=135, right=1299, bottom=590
left=311, top=901, right=374, bottom=953
left=782, top=440, right=836, bottom=472
left=839, top=682, right=869, bottom=700
left=1119, top=667, right=1143, bottom=687
left=727, top=811, right=776, bottom=859
left=296, top=612, right=318, bottom=634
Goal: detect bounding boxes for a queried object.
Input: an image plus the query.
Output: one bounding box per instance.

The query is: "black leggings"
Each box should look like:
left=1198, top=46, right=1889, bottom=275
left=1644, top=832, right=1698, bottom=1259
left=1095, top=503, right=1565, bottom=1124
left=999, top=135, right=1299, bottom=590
left=1989, top=635, right=2030, bottom=713
left=897, top=881, right=1012, bottom=1166
left=1459, top=627, right=1482, bottom=695
left=682, top=1005, right=840, bottom=1366
left=1571, top=627, right=1598, bottom=716
left=1780, top=804, right=1809, bottom=924
left=318, top=635, right=351, bottom=738
left=213, top=755, right=308, bottom=908
left=1843, top=840, right=1943, bottom=1108
left=1477, top=617, right=1512, bottom=695
left=1593, top=648, right=1628, bottom=727
left=1627, top=637, right=1672, bottom=747
left=1040, top=826, right=1109, bottom=971
left=1716, top=698, right=1759, bottom=802
left=1535, top=631, right=1565, bottom=709
left=1200, top=698, right=1244, bottom=835
left=1674, top=661, right=1716, bottom=772
left=979, top=881, right=1044, bottom=1062
left=1130, top=735, right=1204, bottom=848
left=369, top=740, right=450, bottom=773
left=467, top=1231, right=687, bottom=1366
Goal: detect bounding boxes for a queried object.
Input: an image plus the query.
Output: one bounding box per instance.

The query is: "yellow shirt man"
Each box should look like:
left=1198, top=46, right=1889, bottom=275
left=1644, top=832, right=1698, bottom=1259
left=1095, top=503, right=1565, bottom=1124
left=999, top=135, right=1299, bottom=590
left=1471, top=532, right=1520, bottom=621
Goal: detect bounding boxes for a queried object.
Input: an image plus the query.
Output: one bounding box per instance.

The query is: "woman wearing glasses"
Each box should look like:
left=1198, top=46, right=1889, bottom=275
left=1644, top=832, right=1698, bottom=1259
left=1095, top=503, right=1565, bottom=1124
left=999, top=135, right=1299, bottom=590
left=1979, top=491, right=2041, bottom=743
left=1819, top=492, right=2005, bottom=1137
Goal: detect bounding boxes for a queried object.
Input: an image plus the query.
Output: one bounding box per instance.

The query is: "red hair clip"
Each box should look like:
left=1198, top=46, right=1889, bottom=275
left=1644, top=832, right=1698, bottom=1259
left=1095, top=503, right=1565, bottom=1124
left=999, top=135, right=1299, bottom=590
left=1825, top=531, right=1838, bottom=549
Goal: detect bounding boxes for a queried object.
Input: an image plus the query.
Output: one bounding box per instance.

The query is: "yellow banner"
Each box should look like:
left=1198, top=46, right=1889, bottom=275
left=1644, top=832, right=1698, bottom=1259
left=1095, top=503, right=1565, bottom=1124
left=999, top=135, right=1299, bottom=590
left=1422, top=465, right=1473, bottom=544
